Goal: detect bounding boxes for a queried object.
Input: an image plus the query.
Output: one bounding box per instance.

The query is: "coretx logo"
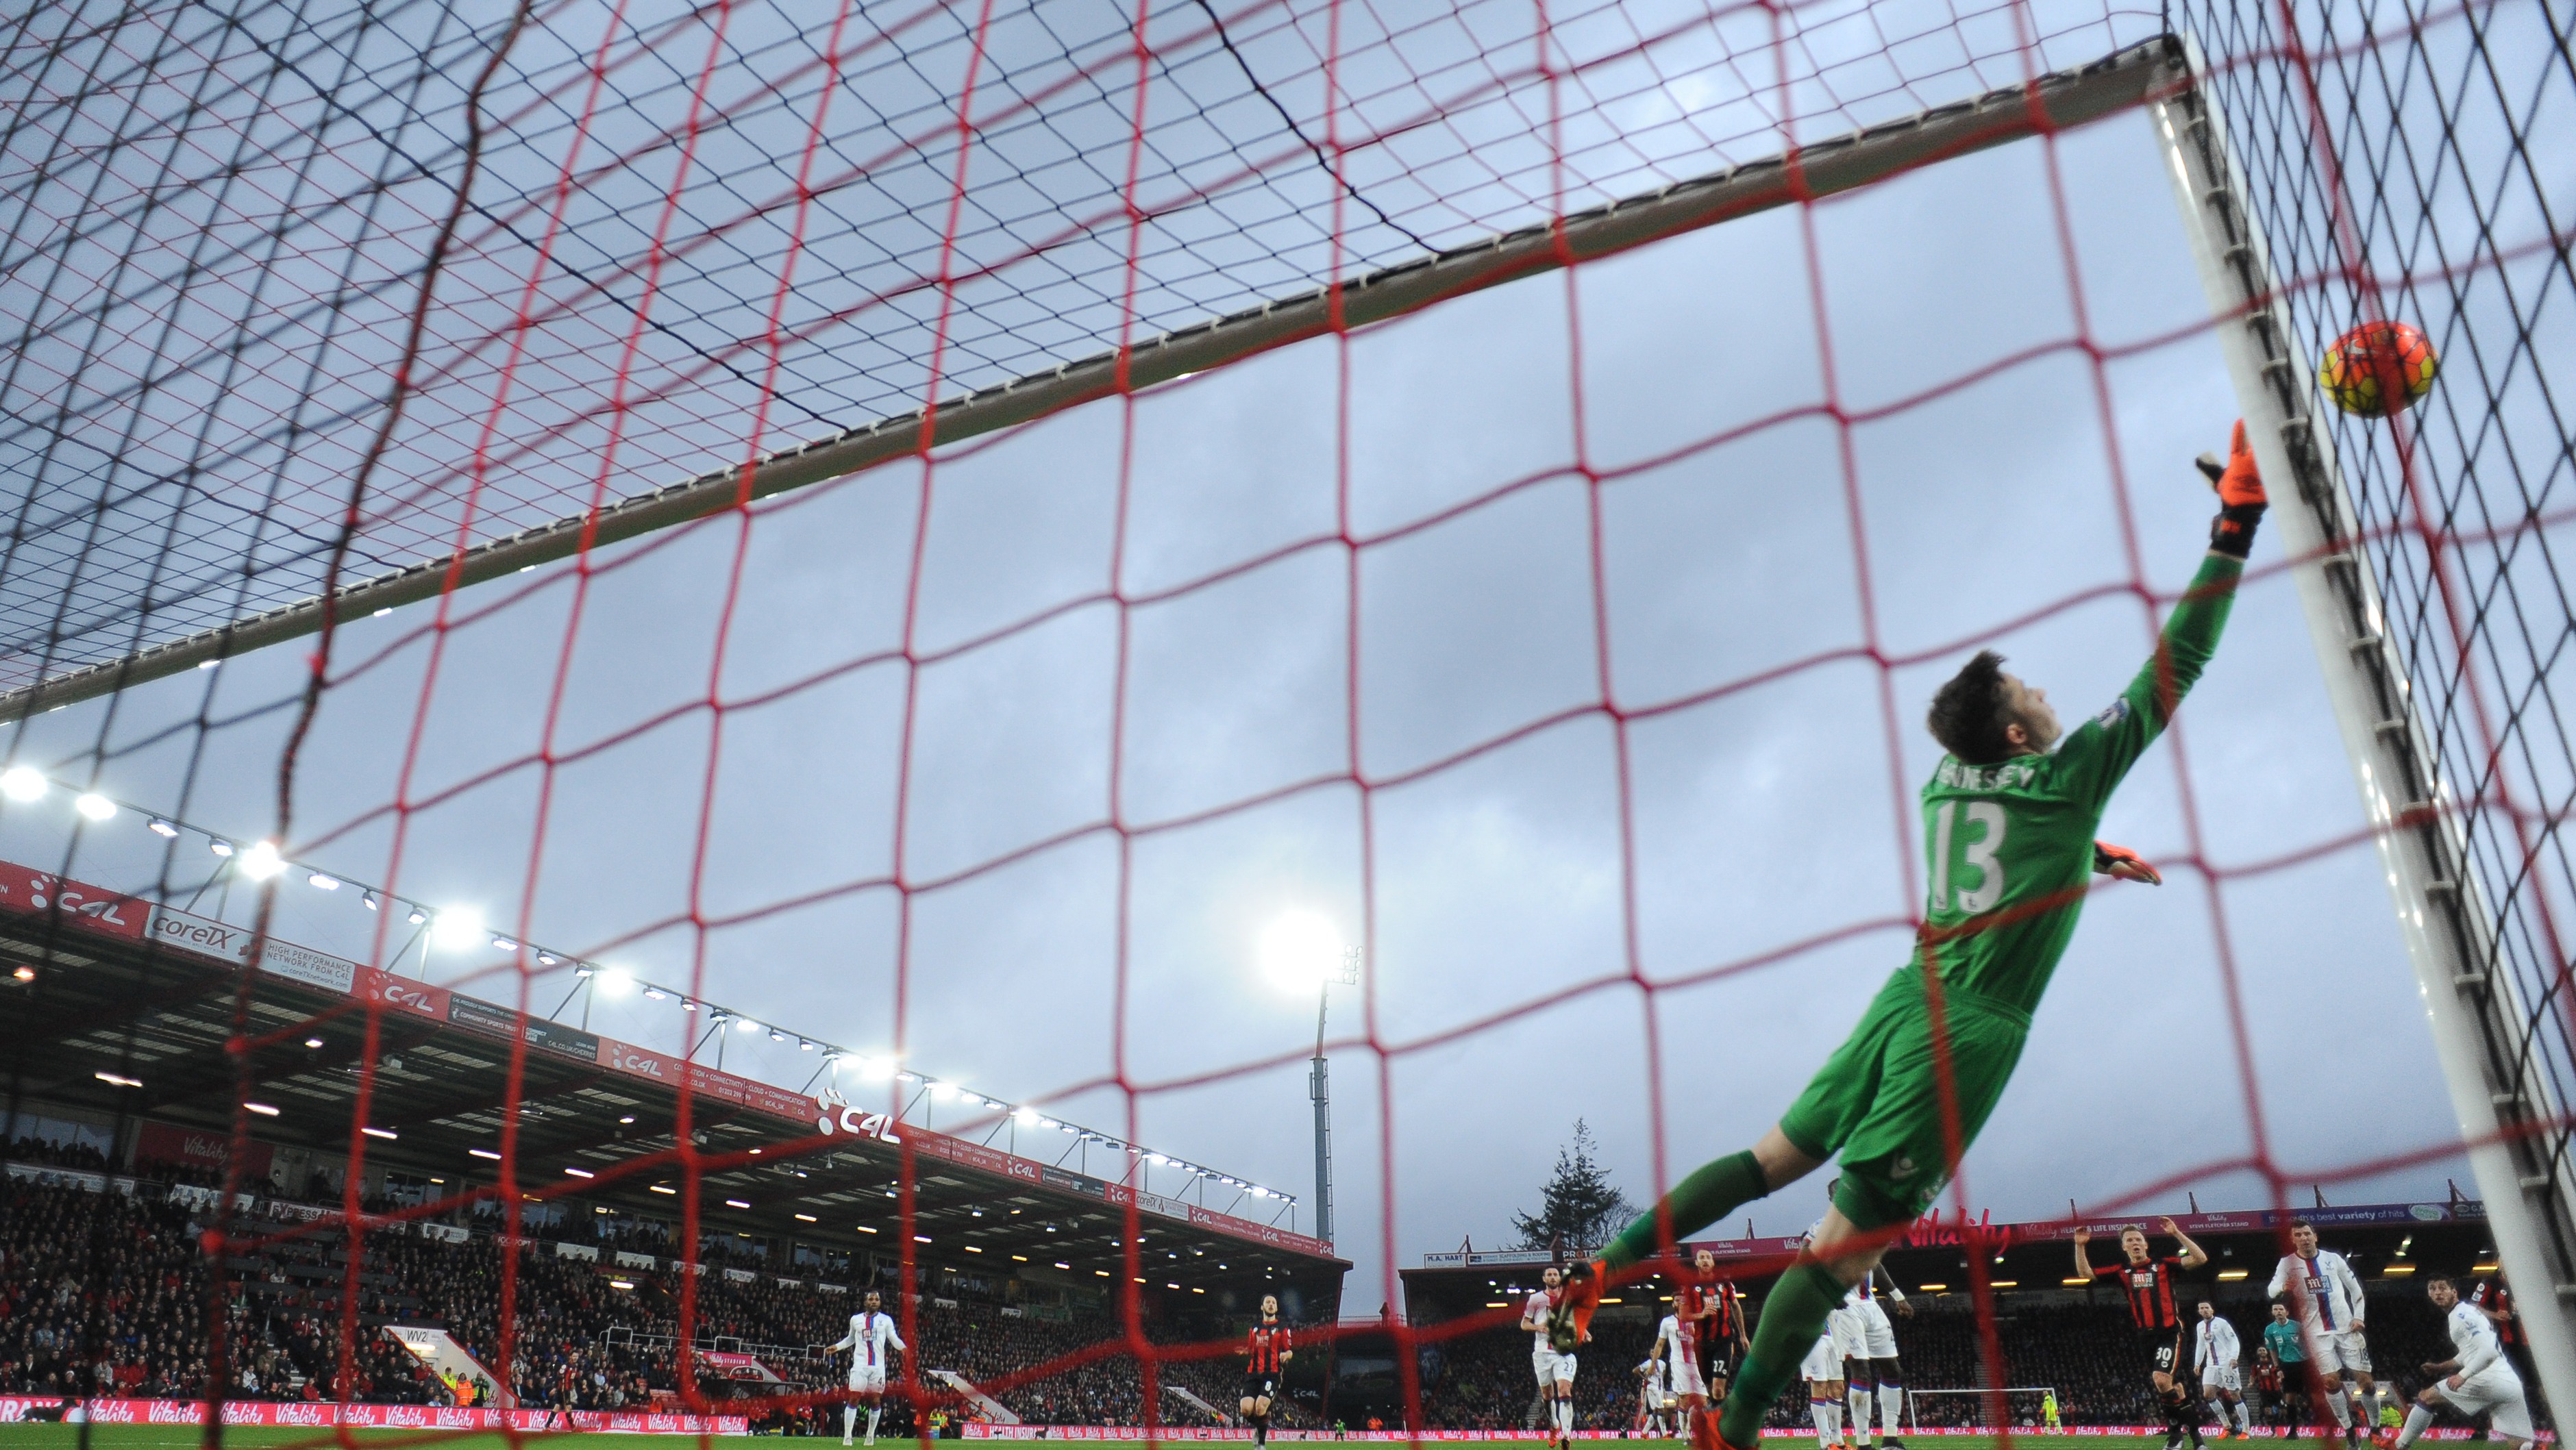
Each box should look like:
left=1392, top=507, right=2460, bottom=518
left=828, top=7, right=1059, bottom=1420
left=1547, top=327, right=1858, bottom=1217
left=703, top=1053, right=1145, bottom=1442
left=813, top=1087, right=900, bottom=1143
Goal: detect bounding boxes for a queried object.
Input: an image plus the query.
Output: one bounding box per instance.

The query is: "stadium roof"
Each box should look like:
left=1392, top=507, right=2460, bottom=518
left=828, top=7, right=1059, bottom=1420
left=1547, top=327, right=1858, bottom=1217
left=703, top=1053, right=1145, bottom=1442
left=0, top=853, right=1346, bottom=1295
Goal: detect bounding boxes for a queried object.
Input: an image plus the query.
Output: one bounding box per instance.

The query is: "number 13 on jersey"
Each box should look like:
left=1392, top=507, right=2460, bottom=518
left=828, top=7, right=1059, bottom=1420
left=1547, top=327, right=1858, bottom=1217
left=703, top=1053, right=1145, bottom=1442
left=1928, top=800, right=2006, bottom=914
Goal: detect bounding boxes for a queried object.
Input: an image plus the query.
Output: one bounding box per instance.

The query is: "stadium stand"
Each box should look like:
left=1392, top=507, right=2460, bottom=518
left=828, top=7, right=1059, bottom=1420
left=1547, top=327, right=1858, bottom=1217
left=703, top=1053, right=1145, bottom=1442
left=0, top=1162, right=1310, bottom=1429
left=6, top=1151, right=2506, bottom=1434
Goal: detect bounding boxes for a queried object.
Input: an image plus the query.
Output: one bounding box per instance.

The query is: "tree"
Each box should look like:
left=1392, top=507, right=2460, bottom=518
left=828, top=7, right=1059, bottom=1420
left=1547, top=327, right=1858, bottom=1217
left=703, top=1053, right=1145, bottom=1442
left=1511, top=1120, right=1634, bottom=1255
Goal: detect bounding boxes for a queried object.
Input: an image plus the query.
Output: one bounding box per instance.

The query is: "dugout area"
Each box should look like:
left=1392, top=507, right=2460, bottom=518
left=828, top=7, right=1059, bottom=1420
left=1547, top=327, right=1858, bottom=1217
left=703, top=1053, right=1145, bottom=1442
left=1, top=892, right=1347, bottom=1327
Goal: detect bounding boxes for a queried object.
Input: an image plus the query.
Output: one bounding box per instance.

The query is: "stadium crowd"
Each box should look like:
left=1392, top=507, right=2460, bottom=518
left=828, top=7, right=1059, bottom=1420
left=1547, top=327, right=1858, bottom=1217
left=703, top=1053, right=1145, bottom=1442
left=0, top=1164, right=1296, bottom=1427
left=0, top=1155, right=2515, bottom=1436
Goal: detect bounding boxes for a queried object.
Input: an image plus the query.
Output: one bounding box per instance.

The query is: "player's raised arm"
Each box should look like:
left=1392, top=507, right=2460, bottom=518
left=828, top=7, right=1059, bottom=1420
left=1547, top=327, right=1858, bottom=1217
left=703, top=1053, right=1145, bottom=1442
left=2162, top=1216, right=2210, bottom=1269
left=2072, top=1225, right=2098, bottom=1279
left=2055, top=423, right=2265, bottom=808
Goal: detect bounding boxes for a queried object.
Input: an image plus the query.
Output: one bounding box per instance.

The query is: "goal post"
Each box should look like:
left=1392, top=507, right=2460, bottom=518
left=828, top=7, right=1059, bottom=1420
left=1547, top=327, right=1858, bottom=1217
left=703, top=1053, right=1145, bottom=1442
left=2149, top=39, right=2576, bottom=1414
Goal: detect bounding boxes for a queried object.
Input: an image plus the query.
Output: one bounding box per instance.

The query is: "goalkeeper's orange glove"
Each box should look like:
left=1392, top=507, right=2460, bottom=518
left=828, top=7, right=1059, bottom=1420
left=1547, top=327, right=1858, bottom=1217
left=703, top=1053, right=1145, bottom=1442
left=2196, top=419, right=2268, bottom=558
left=2092, top=840, right=2162, bottom=885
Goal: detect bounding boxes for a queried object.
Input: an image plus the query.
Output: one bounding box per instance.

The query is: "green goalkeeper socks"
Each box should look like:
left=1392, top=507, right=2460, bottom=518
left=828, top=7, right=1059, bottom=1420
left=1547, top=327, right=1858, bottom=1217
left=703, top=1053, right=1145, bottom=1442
left=1600, top=1150, right=1769, bottom=1271
left=1718, top=1263, right=1846, bottom=1447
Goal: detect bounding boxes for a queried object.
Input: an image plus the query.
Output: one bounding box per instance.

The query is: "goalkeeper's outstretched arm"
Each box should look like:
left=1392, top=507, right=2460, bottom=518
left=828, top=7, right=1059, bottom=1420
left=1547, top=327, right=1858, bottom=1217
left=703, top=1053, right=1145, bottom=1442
left=2059, top=420, right=2267, bottom=807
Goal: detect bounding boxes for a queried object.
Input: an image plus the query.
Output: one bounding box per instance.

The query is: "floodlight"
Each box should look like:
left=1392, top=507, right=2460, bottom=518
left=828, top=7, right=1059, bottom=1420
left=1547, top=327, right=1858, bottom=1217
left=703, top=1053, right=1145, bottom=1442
left=0, top=768, right=46, bottom=801
left=1259, top=910, right=1344, bottom=989
left=73, top=792, right=114, bottom=821
left=147, top=818, right=179, bottom=838
left=430, top=908, right=485, bottom=950
left=239, top=840, right=286, bottom=881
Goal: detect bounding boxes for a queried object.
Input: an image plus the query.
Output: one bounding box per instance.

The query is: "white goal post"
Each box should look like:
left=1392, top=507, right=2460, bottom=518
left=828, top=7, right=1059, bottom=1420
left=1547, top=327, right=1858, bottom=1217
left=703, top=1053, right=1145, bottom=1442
left=1906, top=1388, right=2059, bottom=1430
left=2148, top=37, right=2576, bottom=1419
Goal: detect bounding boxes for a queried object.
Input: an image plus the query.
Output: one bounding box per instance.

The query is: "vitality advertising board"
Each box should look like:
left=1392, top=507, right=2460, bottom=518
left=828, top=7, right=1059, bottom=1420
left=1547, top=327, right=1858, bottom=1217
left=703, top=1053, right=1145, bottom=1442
left=0, top=1399, right=746, bottom=1432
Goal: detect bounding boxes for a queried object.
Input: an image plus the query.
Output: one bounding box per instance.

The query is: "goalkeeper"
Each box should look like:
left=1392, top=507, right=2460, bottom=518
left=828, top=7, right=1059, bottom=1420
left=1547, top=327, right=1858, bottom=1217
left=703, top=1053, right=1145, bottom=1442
left=1553, top=423, right=2269, bottom=1450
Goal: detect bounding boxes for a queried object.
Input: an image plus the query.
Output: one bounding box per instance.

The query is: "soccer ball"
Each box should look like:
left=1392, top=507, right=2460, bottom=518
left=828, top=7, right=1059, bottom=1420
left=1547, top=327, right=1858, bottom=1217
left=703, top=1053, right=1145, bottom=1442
left=2318, top=320, right=2437, bottom=416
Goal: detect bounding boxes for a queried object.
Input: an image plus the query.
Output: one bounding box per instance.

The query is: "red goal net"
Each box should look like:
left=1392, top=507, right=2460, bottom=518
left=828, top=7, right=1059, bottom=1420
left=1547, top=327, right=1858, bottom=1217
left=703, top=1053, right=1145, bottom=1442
left=0, top=0, right=2568, bottom=1439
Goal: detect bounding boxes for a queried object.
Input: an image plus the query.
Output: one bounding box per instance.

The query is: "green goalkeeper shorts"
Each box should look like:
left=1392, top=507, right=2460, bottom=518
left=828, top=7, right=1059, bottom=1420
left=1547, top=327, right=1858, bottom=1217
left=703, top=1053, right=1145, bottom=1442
left=1778, top=964, right=2030, bottom=1228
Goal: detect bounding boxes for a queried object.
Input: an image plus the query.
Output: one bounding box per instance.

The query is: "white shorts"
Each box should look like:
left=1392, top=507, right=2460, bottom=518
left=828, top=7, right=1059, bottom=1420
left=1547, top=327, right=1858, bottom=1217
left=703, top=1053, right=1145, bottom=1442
left=1533, top=1347, right=1576, bottom=1386
left=2306, top=1328, right=2370, bottom=1376
left=1670, top=1358, right=1708, bottom=1399
left=850, top=1366, right=887, bottom=1395
left=1800, top=1334, right=1843, bottom=1384
left=2434, top=1368, right=2532, bottom=1442
left=2201, top=1365, right=2241, bottom=1392
left=1854, top=1300, right=1898, bottom=1360
left=1827, top=1305, right=1866, bottom=1360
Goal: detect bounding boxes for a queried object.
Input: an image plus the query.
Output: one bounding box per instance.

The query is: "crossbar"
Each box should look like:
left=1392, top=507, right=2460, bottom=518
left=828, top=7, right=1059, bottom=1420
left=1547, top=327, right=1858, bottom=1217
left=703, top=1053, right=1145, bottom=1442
left=0, top=36, right=2179, bottom=723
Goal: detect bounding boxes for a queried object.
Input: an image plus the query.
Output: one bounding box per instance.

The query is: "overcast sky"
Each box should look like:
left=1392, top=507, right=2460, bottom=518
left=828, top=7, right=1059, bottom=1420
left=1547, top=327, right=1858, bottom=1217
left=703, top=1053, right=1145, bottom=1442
left=2, top=0, right=2485, bottom=1320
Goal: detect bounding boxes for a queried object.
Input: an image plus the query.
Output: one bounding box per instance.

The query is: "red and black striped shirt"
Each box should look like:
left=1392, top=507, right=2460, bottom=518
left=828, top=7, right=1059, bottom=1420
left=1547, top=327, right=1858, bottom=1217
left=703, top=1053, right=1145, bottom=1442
left=1681, top=1279, right=1741, bottom=1342
left=1247, top=1322, right=1290, bottom=1375
left=2472, top=1282, right=2520, bottom=1345
left=2094, top=1255, right=2187, bottom=1330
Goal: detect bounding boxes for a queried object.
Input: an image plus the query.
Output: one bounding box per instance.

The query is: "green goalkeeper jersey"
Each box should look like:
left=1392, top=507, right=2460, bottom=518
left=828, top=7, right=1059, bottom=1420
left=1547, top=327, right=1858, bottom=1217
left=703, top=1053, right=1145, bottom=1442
left=1913, top=553, right=2241, bottom=1015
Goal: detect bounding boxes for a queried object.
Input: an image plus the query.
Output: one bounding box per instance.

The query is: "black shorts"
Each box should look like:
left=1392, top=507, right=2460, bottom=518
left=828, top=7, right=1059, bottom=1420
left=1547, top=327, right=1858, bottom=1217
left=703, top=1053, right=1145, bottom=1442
left=1699, top=1343, right=1731, bottom=1383
left=2142, top=1327, right=2185, bottom=1377
left=1243, top=1372, right=1277, bottom=1401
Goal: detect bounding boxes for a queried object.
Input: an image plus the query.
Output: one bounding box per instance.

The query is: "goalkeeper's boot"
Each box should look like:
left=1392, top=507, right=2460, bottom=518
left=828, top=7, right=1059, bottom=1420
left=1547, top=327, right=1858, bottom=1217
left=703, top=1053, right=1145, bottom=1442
left=1548, top=1260, right=1607, bottom=1352
left=1691, top=1411, right=1753, bottom=1450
